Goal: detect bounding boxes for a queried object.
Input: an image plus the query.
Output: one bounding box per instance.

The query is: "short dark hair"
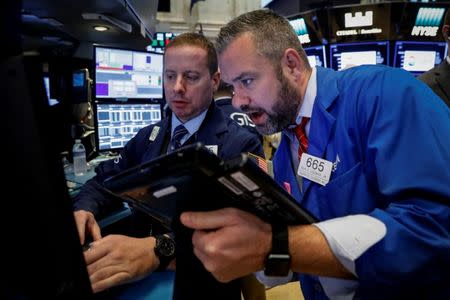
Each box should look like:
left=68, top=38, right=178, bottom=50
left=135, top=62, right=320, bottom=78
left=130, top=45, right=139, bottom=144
left=216, top=9, right=310, bottom=71
left=165, top=32, right=218, bottom=76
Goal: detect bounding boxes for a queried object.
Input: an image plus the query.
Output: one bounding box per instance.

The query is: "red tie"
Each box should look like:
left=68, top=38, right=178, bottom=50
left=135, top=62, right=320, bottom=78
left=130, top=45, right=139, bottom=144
left=294, top=117, right=309, bottom=159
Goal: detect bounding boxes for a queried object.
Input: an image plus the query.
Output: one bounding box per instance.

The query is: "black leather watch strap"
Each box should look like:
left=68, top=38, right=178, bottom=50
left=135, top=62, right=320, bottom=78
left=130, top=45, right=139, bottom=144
left=154, top=234, right=175, bottom=272
left=264, top=224, right=291, bottom=276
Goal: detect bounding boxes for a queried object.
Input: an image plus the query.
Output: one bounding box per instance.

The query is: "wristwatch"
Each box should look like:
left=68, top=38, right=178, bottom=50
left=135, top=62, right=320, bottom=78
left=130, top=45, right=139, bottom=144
left=264, top=224, right=291, bottom=276
left=154, top=234, right=176, bottom=271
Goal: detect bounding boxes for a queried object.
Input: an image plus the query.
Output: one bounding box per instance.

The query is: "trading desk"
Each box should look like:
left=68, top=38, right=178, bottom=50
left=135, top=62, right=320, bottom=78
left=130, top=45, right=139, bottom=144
left=65, top=160, right=174, bottom=300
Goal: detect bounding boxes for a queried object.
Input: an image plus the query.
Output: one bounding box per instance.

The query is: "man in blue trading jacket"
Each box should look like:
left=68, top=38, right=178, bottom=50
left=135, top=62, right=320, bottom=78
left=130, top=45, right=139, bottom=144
left=73, top=33, right=263, bottom=294
left=180, top=9, right=450, bottom=300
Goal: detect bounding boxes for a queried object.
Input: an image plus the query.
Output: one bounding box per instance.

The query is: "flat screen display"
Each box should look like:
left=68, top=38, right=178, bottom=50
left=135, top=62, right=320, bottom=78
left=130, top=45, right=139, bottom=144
left=94, top=46, right=163, bottom=100
left=304, top=45, right=327, bottom=68
left=396, top=4, right=448, bottom=42
left=290, top=17, right=311, bottom=44
left=94, top=102, right=162, bottom=152
left=146, top=32, right=177, bottom=53
left=393, top=41, right=448, bottom=76
left=327, top=3, right=392, bottom=43
left=287, top=10, right=328, bottom=48
left=72, top=69, right=89, bottom=103
left=329, top=41, right=389, bottom=71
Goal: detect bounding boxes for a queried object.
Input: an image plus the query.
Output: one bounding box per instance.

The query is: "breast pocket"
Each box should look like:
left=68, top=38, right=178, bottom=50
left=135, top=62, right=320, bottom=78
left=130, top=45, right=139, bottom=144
left=316, top=163, right=373, bottom=218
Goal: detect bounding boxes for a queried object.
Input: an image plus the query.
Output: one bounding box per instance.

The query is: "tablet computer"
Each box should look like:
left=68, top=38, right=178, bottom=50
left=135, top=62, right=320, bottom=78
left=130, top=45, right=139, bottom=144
left=102, top=143, right=317, bottom=230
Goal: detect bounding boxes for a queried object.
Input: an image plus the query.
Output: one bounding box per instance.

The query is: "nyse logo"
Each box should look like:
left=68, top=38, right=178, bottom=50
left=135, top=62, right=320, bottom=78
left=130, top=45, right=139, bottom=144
left=411, top=7, right=445, bottom=37
left=230, top=112, right=256, bottom=127
left=345, top=11, right=373, bottom=28
left=289, top=18, right=311, bottom=44
left=414, top=7, right=445, bottom=27
left=411, top=26, right=439, bottom=37
left=290, top=18, right=308, bottom=36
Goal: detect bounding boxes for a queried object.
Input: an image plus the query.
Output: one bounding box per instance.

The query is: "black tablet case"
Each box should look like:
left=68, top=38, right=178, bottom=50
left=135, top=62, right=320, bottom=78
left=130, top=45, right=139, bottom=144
left=102, top=143, right=317, bottom=300
left=102, top=142, right=317, bottom=230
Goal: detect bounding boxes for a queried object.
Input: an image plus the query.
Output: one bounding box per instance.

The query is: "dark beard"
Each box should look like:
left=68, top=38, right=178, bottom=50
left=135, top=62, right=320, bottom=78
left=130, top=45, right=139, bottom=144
left=256, top=75, right=301, bottom=135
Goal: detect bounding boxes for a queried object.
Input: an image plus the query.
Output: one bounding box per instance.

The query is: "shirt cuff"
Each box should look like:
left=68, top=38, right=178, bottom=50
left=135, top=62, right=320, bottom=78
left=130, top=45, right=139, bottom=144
left=313, top=214, right=386, bottom=299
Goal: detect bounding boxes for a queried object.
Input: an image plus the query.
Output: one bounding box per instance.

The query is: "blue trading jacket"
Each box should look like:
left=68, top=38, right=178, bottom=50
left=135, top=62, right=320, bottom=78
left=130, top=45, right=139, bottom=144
left=273, top=65, right=450, bottom=300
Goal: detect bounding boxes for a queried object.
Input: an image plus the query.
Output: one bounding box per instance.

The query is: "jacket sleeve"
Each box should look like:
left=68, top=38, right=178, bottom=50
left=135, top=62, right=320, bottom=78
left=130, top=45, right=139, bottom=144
left=353, top=68, right=450, bottom=297
left=220, top=121, right=265, bottom=160
left=240, top=132, right=265, bottom=158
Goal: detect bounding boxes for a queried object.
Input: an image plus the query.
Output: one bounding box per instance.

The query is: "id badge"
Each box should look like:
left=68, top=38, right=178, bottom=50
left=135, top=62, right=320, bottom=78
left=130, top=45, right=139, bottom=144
left=149, top=126, right=160, bottom=141
left=297, top=153, right=333, bottom=186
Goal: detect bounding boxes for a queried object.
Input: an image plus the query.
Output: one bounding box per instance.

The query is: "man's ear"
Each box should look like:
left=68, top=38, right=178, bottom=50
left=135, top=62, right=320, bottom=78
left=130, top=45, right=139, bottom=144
left=211, top=71, right=221, bottom=93
left=281, top=48, right=304, bottom=80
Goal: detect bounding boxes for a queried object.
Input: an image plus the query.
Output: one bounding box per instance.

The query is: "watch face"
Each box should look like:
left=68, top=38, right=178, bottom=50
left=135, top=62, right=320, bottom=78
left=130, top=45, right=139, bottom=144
left=156, top=236, right=175, bottom=257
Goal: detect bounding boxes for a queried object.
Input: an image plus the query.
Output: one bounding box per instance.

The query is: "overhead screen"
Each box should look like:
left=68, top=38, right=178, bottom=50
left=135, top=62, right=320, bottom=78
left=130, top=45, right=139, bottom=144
left=94, top=46, right=163, bottom=100
left=397, top=5, right=447, bottom=41
left=147, top=32, right=177, bottom=53
left=288, top=10, right=328, bottom=47
left=394, top=41, right=448, bottom=76
left=329, top=41, right=389, bottom=71
left=327, top=3, right=392, bottom=43
left=94, top=102, right=162, bottom=152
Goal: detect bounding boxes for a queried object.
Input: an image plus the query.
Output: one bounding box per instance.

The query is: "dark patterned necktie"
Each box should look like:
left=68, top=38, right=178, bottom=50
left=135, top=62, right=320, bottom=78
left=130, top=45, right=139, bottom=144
left=293, top=117, right=309, bottom=159
left=169, top=124, right=188, bottom=152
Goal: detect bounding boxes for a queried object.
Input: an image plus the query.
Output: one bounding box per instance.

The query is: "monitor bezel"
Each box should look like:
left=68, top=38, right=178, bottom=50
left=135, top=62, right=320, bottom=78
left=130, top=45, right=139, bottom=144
left=93, top=99, right=163, bottom=154
left=93, top=45, right=164, bottom=101
left=329, top=40, right=390, bottom=71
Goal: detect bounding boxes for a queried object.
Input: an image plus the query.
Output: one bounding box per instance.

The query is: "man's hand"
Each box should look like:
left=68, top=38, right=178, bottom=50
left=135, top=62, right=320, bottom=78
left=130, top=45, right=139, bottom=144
left=73, top=210, right=102, bottom=245
left=84, top=234, right=159, bottom=293
left=180, top=207, right=272, bottom=283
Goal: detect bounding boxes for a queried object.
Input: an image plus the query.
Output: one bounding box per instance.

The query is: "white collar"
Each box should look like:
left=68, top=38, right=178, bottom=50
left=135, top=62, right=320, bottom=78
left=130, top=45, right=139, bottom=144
left=295, top=66, right=317, bottom=125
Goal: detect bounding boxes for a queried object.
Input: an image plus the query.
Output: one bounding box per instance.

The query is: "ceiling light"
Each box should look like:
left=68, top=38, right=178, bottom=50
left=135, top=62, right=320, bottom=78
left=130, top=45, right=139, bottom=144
left=94, top=26, right=109, bottom=32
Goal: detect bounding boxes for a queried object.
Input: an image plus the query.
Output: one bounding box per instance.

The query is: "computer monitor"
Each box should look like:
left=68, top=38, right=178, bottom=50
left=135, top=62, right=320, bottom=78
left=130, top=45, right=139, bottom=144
left=146, top=32, right=177, bottom=53
left=304, top=45, right=327, bottom=68
left=329, top=41, right=390, bottom=71
left=393, top=41, right=448, bottom=76
left=94, top=101, right=163, bottom=152
left=289, top=17, right=311, bottom=44
left=94, top=46, right=163, bottom=100
left=72, top=68, right=90, bottom=103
